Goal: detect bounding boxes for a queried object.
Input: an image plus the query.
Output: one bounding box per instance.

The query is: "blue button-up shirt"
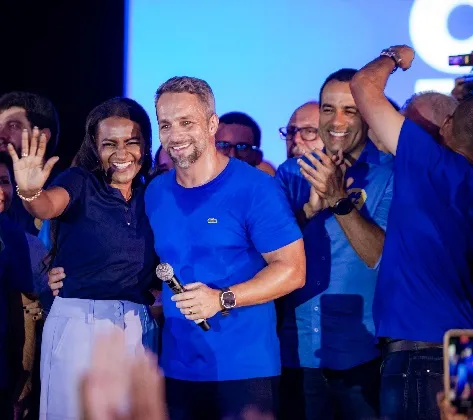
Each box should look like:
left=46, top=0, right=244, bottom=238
left=277, top=141, right=393, bottom=370
left=374, top=119, right=473, bottom=343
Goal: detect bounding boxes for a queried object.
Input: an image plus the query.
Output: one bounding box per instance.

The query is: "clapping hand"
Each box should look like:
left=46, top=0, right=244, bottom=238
left=298, top=149, right=354, bottom=218
left=7, top=127, right=59, bottom=197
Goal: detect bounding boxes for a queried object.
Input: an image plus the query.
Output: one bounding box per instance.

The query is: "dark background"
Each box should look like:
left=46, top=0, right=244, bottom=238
left=1, top=0, right=125, bottom=172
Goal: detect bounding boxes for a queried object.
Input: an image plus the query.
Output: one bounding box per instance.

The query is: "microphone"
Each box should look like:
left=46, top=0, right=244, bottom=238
left=156, top=263, right=211, bottom=332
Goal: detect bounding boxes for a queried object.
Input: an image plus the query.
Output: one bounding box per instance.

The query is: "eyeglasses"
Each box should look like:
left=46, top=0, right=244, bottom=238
left=279, top=126, right=318, bottom=142
left=216, top=141, right=258, bottom=156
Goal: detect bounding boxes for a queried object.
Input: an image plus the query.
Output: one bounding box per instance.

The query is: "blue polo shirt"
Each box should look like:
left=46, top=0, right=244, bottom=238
left=50, top=167, right=158, bottom=304
left=277, top=141, right=394, bottom=370
left=0, top=215, right=34, bottom=388
left=145, top=158, right=302, bottom=381
left=374, top=119, right=473, bottom=343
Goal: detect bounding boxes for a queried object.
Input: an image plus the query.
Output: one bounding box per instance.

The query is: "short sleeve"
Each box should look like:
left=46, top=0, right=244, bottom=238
left=50, top=167, right=88, bottom=216
left=372, top=173, right=393, bottom=231
left=397, top=119, right=447, bottom=170
left=246, top=175, right=303, bottom=254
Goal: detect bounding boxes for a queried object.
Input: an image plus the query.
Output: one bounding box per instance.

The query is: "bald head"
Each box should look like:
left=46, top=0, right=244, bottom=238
left=285, top=101, right=323, bottom=159
left=402, top=92, right=458, bottom=139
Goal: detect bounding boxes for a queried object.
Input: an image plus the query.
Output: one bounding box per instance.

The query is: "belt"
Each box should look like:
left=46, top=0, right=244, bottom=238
left=384, top=339, right=443, bottom=353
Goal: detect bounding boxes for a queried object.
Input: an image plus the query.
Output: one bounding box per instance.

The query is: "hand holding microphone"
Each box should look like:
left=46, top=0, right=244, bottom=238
left=156, top=263, right=214, bottom=332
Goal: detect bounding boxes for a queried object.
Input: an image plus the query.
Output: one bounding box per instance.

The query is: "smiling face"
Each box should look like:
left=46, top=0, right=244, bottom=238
left=319, top=80, right=368, bottom=158
left=156, top=92, right=218, bottom=169
left=96, top=117, right=143, bottom=187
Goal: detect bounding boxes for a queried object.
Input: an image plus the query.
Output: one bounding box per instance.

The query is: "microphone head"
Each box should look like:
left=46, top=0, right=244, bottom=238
left=156, top=263, right=174, bottom=281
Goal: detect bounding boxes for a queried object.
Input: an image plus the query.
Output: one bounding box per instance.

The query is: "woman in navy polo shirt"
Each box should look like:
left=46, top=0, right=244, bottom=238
left=7, top=97, right=159, bottom=420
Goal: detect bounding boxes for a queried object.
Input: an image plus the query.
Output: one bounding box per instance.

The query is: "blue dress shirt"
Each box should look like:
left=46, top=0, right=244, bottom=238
left=277, top=141, right=394, bottom=370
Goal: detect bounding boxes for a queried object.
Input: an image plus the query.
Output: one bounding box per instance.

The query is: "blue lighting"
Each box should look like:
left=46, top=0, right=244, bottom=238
left=125, top=0, right=472, bottom=166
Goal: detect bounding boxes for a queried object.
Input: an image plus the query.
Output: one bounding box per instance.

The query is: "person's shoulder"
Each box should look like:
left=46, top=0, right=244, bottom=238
left=277, top=157, right=301, bottom=173
left=399, top=118, right=438, bottom=151
left=145, top=170, right=174, bottom=199
left=230, top=158, right=275, bottom=184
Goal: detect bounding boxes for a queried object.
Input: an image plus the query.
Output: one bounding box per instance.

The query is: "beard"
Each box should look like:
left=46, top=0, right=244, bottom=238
left=168, top=143, right=203, bottom=169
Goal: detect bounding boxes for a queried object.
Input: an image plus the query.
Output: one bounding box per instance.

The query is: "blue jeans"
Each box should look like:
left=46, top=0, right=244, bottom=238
left=280, top=358, right=381, bottom=420
left=380, top=348, right=443, bottom=420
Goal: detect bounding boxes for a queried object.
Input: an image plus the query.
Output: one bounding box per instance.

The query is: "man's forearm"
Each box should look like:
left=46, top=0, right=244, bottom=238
left=232, top=260, right=305, bottom=308
left=336, top=209, right=384, bottom=268
left=352, top=56, right=395, bottom=93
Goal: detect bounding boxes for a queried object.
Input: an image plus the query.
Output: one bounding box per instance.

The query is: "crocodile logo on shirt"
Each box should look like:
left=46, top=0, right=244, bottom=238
left=207, top=218, right=218, bottom=224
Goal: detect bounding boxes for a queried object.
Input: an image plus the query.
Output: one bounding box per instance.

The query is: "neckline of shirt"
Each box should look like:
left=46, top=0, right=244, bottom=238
left=172, top=158, right=235, bottom=193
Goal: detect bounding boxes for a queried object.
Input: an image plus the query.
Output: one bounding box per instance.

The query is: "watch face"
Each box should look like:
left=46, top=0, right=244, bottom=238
left=222, top=291, right=236, bottom=309
left=332, top=198, right=354, bottom=215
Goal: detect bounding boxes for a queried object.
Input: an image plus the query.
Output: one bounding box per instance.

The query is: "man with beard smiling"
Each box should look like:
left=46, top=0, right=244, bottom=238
left=145, top=76, right=306, bottom=420
left=277, top=69, right=394, bottom=419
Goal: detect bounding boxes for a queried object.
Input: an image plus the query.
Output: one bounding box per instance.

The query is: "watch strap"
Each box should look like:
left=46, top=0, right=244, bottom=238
left=220, top=287, right=230, bottom=316
left=380, top=48, right=401, bottom=73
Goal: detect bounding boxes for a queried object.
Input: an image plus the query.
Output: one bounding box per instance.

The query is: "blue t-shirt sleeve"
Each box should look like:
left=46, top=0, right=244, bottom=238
left=246, top=175, right=303, bottom=254
left=397, top=118, right=447, bottom=171
left=50, top=167, right=88, bottom=216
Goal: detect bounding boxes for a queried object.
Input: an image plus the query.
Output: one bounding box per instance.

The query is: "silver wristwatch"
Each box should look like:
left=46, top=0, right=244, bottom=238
left=380, top=48, right=402, bottom=73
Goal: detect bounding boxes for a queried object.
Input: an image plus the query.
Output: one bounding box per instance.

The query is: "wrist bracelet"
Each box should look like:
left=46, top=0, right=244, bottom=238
left=16, top=185, right=43, bottom=202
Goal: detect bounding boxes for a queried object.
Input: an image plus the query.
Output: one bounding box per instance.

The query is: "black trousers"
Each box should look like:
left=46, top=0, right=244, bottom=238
left=165, top=376, right=280, bottom=420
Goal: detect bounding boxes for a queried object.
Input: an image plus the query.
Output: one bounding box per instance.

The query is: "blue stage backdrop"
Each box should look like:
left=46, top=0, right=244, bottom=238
left=125, top=0, right=473, bottom=166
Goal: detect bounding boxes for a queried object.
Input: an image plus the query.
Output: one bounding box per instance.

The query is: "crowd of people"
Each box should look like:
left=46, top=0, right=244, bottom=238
left=1, top=44, right=473, bottom=420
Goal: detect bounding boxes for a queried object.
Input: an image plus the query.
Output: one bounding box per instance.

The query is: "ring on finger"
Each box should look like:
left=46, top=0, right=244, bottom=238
left=21, top=153, right=28, bottom=157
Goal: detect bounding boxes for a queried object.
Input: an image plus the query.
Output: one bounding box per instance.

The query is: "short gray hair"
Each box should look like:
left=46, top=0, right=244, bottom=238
left=155, top=76, right=216, bottom=116
left=402, top=91, right=458, bottom=127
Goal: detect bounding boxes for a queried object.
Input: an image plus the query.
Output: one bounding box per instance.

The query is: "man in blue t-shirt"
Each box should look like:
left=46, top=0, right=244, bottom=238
left=145, top=76, right=305, bottom=420
left=277, top=69, right=393, bottom=420
left=351, top=45, right=473, bottom=419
